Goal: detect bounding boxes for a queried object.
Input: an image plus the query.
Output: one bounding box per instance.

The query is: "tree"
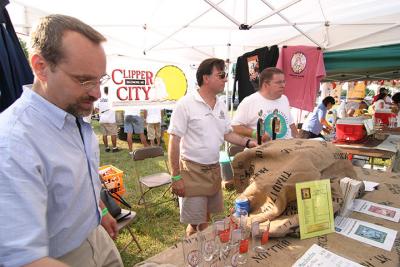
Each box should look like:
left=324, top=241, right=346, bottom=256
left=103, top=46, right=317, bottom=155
left=18, top=38, right=29, bottom=60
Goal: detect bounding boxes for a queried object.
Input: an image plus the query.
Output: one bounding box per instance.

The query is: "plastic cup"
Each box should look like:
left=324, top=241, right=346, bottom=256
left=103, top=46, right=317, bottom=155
left=251, top=219, right=270, bottom=253
left=197, top=225, right=218, bottom=263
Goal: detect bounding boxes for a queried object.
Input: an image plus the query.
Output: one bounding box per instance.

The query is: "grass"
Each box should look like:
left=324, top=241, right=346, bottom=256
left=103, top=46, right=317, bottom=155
left=93, top=120, right=236, bottom=266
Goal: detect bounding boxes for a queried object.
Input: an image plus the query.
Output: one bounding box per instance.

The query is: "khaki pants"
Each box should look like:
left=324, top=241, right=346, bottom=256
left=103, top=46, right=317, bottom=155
left=58, top=225, right=123, bottom=267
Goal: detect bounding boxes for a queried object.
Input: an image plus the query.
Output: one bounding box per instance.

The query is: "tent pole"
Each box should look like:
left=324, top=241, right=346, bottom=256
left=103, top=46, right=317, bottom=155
left=250, top=0, right=301, bottom=27
left=259, top=0, right=323, bottom=48
left=225, top=43, right=231, bottom=152
left=244, top=0, right=248, bottom=25
left=203, top=0, right=242, bottom=27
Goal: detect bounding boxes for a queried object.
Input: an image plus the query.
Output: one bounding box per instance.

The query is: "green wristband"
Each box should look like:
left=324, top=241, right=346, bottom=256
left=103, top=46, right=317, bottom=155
left=102, top=207, right=109, bottom=217
left=251, top=130, right=257, bottom=139
left=171, top=175, right=182, bottom=182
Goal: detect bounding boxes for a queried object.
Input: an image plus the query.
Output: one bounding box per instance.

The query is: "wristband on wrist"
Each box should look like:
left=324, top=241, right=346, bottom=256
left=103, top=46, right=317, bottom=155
left=171, top=174, right=182, bottom=182
left=102, top=207, right=108, bottom=217
left=245, top=139, right=251, bottom=148
left=251, top=129, right=257, bottom=139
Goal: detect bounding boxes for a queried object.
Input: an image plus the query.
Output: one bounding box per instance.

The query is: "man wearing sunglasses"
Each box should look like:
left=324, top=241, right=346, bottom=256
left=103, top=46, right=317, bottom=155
left=232, top=67, right=298, bottom=141
left=168, top=58, right=257, bottom=236
left=0, top=15, right=122, bottom=267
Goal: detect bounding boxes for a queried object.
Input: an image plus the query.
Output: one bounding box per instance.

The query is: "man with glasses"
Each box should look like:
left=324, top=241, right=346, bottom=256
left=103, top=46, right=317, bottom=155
left=168, top=58, right=257, bottom=236
left=0, top=15, right=122, bottom=267
left=232, top=67, right=298, bottom=141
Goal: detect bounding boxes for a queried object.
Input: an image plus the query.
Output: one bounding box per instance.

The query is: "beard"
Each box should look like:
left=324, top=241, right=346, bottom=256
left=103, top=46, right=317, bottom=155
left=65, top=95, right=97, bottom=117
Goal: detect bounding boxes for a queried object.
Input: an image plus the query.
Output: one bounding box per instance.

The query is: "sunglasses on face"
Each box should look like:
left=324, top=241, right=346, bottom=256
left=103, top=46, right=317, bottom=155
left=217, top=71, right=228, bottom=79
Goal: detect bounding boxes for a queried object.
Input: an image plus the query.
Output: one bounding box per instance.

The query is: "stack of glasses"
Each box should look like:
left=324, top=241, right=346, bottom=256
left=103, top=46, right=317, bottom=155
left=182, top=209, right=271, bottom=266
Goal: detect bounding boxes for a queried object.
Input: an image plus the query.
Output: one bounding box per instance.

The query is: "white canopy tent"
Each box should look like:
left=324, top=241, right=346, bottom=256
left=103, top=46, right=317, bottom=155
left=7, top=0, right=400, bottom=65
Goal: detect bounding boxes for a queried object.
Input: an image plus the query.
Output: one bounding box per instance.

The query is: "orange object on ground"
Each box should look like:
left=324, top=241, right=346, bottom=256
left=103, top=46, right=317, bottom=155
left=99, top=165, right=126, bottom=196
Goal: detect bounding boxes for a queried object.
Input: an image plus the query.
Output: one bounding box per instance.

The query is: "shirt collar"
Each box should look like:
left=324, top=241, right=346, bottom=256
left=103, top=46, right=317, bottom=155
left=23, top=85, right=72, bottom=130
left=318, top=103, right=327, bottom=111
left=193, top=89, right=221, bottom=108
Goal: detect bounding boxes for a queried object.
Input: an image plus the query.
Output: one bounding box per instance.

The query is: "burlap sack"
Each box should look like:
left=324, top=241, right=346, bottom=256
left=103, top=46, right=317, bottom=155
left=180, top=159, right=221, bottom=197
left=232, top=139, right=360, bottom=237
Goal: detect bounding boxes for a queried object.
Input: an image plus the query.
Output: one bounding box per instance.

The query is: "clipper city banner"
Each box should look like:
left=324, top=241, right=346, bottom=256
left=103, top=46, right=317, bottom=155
left=106, top=56, right=196, bottom=110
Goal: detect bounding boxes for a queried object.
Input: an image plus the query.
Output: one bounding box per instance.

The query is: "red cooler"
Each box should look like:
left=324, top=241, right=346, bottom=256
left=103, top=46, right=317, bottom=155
left=374, top=109, right=396, bottom=125
left=336, top=117, right=366, bottom=141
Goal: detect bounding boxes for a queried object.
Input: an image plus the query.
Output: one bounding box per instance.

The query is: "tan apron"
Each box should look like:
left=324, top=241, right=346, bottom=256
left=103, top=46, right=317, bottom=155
left=180, top=158, right=221, bottom=197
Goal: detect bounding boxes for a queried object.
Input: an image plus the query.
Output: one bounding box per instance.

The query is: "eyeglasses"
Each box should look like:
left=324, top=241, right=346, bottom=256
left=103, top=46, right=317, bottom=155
left=271, top=80, right=285, bottom=85
left=58, top=67, right=110, bottom=91
left=217, top=71, right=228, bottom=79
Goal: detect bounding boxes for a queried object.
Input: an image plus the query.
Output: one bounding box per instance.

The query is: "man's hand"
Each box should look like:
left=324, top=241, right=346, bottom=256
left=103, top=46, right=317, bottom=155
left=172, top=179, right=185, bottom=197
left=247, top=139, right=258, bottom=148
left=101, top=213, right=118, bottom=240
left=261, top=132, right=271, bottom=143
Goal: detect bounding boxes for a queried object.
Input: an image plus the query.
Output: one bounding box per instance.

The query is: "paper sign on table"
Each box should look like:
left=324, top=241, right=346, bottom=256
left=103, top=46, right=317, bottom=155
left=350, top=199, right=400, bottom=222
left=334, top=216, right=397, bottom=251
left=292, top=244, right=363, bottom=267
left=296, top=179, right=335, bottom=239
left=363, top=181, right=379, bottom=192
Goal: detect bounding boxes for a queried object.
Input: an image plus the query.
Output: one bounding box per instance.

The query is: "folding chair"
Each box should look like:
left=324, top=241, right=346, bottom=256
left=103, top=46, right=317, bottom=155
left=132, top=146, right=173, bottom=209
left=117, top=209, right=142, bottom=253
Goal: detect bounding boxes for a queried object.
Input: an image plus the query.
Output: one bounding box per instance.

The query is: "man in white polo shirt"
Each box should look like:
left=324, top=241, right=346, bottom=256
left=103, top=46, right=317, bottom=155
left=168, top=58, right=257, bottom=236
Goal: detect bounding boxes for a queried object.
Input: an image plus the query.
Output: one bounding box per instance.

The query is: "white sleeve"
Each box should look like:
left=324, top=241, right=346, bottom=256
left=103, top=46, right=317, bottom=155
left=223, top=107, right=233, bottom=134
left=167, top=100, right=188, bottom=138
left=231, top=98, right=250, bottom=126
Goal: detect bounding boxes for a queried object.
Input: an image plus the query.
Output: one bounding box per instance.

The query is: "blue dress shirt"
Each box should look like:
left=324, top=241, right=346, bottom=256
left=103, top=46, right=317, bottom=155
left=302, top=103, right=327, bottom=135
left=0, top=86, right=101, bottom=267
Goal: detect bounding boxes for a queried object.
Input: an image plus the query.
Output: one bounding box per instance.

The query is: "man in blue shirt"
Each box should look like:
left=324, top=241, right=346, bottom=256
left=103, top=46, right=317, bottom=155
left=0, top=15, right=122, bottom=267
left=301, top=96, right=335, bottom=139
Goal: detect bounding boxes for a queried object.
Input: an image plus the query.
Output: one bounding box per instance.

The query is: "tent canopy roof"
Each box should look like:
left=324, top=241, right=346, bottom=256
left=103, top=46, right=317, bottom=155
left=6, top=0, right=400, bottom=81
left=8, top=0, right=400, bottom=64
left=324, top=44, right=400, bottom=82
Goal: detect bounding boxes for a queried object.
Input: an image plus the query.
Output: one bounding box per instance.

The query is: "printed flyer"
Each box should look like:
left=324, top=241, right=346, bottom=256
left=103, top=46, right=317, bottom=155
left=292, top=244, right=363, bottom=267
left=334, top=216, right=397, bottom=251
left=296, top=179, right=335, bottom=239
left=350, top=199, right=400, bottom=222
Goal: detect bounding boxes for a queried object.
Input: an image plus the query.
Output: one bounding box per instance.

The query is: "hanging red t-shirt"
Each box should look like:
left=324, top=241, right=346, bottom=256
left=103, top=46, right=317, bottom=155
left=277, top=46, right=326, bottom=112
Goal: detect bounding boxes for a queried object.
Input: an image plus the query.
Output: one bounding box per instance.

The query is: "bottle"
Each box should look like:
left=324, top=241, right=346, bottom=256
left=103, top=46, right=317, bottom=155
left=256, top=118, right=264, bottom=145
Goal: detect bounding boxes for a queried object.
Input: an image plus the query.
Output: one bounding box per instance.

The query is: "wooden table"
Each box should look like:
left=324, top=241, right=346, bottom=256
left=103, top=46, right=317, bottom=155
left=137, top=167, right=400, bottom=267
left=380, top=127, right=400, bottom=136
left=334, top=135, right=400, bottom=172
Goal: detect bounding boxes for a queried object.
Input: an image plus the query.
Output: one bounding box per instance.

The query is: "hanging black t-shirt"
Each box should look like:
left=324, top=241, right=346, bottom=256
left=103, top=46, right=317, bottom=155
left=233, top=45, right=279, bottom=103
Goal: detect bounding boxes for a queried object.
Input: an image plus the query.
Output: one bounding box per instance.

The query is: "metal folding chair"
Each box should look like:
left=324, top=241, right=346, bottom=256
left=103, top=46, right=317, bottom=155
left=132, top=146, right=173, bottom=209
left=116, top=209, right=142, bottom=253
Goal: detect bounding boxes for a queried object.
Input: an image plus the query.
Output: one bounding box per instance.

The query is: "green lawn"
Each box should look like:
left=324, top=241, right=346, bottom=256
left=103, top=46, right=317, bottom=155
left=93, top=120, right=236, bottom=266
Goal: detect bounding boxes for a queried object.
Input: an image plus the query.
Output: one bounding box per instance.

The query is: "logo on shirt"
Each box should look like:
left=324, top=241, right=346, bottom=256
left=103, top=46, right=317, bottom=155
left=291, top=52, right=306, bottom=74
left=219, top=110, right=225, bottom=119
left=263, top=109, right=289, bottom=139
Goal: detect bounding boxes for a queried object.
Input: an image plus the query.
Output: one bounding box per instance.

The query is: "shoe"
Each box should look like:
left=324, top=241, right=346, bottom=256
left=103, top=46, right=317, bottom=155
left=129, top=151, right=134, bottom=157
left=112, top=147, right=120, bottom=153
left=105, top=147, right=111, bottom=152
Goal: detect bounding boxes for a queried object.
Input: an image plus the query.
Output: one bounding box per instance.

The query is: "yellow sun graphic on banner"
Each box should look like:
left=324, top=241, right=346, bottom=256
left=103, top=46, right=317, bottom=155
left=155, top=65, right=187, bottom=100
